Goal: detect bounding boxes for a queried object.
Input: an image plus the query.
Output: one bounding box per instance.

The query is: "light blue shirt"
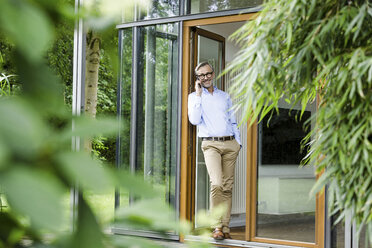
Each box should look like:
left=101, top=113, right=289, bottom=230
left=188, top=86, right=241, bottom=145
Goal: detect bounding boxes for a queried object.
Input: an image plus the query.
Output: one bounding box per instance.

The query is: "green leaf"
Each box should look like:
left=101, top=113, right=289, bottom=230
left=116, top=171, right=161, bottom=199
left=356, top=78, right=365, bottom=98
left=312, top=46, right=325, bottom=66
left=348, top=125, right=364, bottom=150
left=0, top=167, right=66, bottom=231
left=286, top=22, right=293, bottom=50
left=0, top=0, right=53, bottom=62
left=0, top=98, right=48, bottom=158
left=0, top=140, right=9, bottom=170
left=72, top=198, right=104, bottom=248
left=57, top=151, right=114, bottom=192
left=310, top=169, right=331, bottom=197
left=352, top=149, right=361, bottom=165
left=60, top=117, right=120, bottom=142
left=115, top=198, right=178, bottom=233
left=368, top=63, right=372, bottom=83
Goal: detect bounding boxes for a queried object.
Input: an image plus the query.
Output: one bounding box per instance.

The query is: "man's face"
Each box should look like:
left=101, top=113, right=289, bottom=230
left=196, top=65, right=214, bottom=89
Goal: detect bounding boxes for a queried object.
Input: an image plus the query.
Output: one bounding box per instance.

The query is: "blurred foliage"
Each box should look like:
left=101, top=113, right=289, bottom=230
left=226, top=0, right=372, bottom=244
left=0, top=74, right=14, bottom=96
left=93, top=36, right=119, bottom=164
left=0, top=0, right=207, bottom=248
left=0, top=39, right=20, bottom=95
left=44, top=8, right=118, bottom=163
left=46, top=17, right=74, bottom=106
left=137, top=0, right=179, bottom=19
left=0, top=38, right=15, bottom=76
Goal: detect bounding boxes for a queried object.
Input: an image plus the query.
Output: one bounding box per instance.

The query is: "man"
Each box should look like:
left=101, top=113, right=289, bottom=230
left=188, top=61, right=241, bottom=240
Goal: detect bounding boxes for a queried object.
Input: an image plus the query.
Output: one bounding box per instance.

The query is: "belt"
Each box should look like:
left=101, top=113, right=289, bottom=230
left=202, top=136, right=234, bottom=141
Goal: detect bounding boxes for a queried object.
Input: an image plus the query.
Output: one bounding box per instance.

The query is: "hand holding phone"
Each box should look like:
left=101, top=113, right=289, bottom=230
left=195, top=80, right=202, bottom=96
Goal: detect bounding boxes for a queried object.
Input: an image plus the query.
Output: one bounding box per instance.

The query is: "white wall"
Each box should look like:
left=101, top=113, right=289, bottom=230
left=199, top=21, right=246, bottom=63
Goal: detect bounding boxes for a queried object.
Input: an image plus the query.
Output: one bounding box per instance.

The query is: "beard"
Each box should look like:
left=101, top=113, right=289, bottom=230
left=201, top=79, right=213, bottom=88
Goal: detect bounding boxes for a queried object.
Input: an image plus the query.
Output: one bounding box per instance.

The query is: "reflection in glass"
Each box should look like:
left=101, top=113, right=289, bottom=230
left=358, top=225, right=369, bottom=248
left=121, top=0, right=179, bottom=23
left=139, top=0, right=179, bottom=20
left=137, top=23, right=179, bottom=208
left=83, top=29, right=124, bottom=226
left=261, top=108, right=310, bottom=165
left=118, top=28, right=133, bottom=208
left=116, top=24, right=179, bottom=213
left=189, top=0, right=262, bottom=14
left=121, top=5, right=136, bottom=23
left=331, top=214, right=345, bottom=248
left=256, top=107, right=316, bottom=243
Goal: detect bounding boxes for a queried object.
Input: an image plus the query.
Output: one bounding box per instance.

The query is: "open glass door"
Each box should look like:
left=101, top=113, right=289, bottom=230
left=191, top=27, right=225, bottom=230
left=190, top=25, right=249, bottom=242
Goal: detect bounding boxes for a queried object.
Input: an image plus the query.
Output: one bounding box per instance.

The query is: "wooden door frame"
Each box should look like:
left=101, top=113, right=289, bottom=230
left=179, top=13, right=325, bottom=248
left=180, top=13, right=257, bottom=229
left=187, top=26, right=226, bottom=227
left=180, top=12, right=257, bottom=233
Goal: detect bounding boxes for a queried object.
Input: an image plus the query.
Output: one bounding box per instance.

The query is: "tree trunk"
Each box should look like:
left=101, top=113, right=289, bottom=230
left=84, top=31, right=101, bottom=152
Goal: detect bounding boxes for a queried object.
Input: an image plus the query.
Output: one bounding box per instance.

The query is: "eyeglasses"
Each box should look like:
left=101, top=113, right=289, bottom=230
left=196, top=72, right=213, bottom=80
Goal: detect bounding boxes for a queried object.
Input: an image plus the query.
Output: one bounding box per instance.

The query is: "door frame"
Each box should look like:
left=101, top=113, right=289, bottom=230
left=191, top=26, right=226, bottom=226
left=180, top=12, right=257, bottom=229
left=180, top=13, right=325, bottom=248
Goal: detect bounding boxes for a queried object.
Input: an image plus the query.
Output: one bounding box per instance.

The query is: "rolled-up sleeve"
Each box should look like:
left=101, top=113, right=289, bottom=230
left=188, top=94, right=202, bottom=125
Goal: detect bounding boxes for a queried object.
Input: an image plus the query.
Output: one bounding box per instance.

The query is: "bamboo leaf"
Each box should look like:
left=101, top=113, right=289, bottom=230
left=286, top=22, right=293, bottom=50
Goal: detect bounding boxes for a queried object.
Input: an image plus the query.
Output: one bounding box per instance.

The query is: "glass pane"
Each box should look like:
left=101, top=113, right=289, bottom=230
left=256, top=104, right=316, bottom=243
left=117, top=28, right=133, bottom=208
left=121, top=5, right=135, bottom=23
left=82, top=29, right=132, bottom=222
left=121, top=1, right=179, bottom=23
left=115, top=24, right=179, bottom=233
left=82, top=30, right=123, bottom=226
left=135, top=23, right=179, bottom=209
left=331, top=213, right=345, bottom=247
left=139, top=0, right=179, bottom=20
left=358, top=225, right=369, bottom=248
left=189, top=0, right=262, bottom=14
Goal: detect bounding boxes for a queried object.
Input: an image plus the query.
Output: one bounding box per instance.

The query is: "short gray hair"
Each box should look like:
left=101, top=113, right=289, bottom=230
left=194, top=61, right=214, bottom=74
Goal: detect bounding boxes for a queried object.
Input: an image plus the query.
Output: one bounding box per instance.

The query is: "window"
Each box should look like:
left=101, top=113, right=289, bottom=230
left=116, top=23, right=180, bottom=224
left=188, top=0, right=262, bottom=14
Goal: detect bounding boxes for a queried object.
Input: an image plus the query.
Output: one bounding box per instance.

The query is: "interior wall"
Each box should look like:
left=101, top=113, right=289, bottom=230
left=200, top=21, right=246, bottom=63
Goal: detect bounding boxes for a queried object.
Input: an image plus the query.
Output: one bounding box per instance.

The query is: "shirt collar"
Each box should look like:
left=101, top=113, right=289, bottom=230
left=202, top=86, right=218, bottom=94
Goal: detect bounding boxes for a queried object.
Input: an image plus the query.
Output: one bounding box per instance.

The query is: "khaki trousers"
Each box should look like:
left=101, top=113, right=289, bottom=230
left=201, top=139, right=240, bottom=233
